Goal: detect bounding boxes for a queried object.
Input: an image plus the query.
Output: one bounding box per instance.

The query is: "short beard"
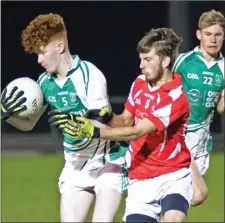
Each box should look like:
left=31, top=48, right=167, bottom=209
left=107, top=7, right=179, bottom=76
left=147, top=65, right=164, bottom=86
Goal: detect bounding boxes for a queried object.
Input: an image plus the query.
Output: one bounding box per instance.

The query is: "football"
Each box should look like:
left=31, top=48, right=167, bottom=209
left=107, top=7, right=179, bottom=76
left=5, top=77, right=44, bottom=118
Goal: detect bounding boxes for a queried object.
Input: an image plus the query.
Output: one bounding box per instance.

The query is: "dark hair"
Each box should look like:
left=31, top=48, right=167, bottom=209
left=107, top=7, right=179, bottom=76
left=137, top=28, right=183, bottom=69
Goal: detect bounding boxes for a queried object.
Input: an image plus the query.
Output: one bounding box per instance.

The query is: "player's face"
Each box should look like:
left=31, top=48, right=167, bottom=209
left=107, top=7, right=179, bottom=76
left=197, top=24, right=224, bottom=57
left=139, top=48, right=164, bottom=83
left=37, top=40, right=60, bottom=74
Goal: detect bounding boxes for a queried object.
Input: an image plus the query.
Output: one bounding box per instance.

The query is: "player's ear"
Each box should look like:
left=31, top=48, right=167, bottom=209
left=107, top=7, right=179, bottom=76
left=196, top=30, right=201, bottom=41
left=58, top=42, right=65, bottom=54
left=162, top=56, right=170, bottom=69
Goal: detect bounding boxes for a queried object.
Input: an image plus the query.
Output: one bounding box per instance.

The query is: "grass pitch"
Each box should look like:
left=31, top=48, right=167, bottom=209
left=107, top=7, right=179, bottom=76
left=2, top=152, right=224, bottom=222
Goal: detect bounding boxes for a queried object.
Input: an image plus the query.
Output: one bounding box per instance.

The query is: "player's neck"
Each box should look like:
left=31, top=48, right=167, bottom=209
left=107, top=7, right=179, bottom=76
left=199, top=46, right=219, bottom=62
left=150, top=70, right=173, bottom=87
left=56, top=53, right=74, bottom=80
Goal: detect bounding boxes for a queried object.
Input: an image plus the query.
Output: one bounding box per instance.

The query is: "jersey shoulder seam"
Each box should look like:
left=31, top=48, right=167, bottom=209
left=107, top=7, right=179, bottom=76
left=173, top=50, right=195, bottom=72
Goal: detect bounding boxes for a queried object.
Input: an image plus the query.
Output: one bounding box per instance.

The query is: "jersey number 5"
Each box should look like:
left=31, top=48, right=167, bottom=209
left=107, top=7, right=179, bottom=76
left=145, top=99, right=150, bottom=109
left=62, top=97, right=68, bottom=106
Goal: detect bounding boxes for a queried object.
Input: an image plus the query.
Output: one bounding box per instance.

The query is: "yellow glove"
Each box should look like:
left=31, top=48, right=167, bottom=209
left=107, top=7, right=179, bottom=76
left=84, top=106, right=113, bottom=123
left=61, top=116, right=100, bottom=138
left=1, top=87, right=27, bottom=120
left=48, top=110, right=77, bottom=128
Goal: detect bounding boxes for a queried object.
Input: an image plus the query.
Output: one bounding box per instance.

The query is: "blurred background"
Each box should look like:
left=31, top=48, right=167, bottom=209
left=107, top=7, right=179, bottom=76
left=1, top=1, right=224, bottom=222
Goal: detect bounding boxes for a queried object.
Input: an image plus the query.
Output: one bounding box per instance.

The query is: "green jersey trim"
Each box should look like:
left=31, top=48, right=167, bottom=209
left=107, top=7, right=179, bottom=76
left=64, top=138, right=92, bottom=152
left=79, top=61, right=90, bottom=96
left=187, top=113, right=213, bottom=132
left=46, top=55, right=81, bottom=80
left=37, top=72, right=48, bottom=87
left=173, top=53, right=185, bottom=71
left=173, top=51, right=194, bottom=72
left=193, top=46, right=223, bottom=61
left=84, top=62, right=90, bottom=95
left=79, top=139, right=102, bottom=170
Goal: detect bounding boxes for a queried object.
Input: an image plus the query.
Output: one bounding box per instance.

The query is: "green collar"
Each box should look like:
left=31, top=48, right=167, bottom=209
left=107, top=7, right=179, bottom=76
left=194, top=46, right=223, bottom=61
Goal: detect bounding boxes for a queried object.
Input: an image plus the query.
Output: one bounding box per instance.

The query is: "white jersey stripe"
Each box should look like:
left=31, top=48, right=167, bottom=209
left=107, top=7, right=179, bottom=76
left=39, top=75, right=48, bottom=87
left=167, top=143, right=181, bottom=160
left=173, top=51, right=194, bottom=72
left=169, top=85, right=182, bottom=101
left=158, top=130, right=167, bottom=157
left=152, top=103, right=172, bottom=128
left=173, top=53, right=185, bottom=70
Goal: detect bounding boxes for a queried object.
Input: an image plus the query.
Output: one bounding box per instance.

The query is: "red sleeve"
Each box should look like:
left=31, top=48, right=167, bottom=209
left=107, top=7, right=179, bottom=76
left=124, top=82, right=135, bottom=115
left=124, top=75, right=145, bottom=115
left=148, top=91, right=189, bottom=132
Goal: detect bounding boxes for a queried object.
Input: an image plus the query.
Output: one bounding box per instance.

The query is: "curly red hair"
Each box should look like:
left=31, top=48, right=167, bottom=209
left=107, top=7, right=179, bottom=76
left=22, top=13, right=68, bottom=53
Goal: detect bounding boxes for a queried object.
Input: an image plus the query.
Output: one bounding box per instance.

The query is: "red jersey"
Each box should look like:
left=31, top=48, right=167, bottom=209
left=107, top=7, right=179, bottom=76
left=125, top=73, right=191, bottom=179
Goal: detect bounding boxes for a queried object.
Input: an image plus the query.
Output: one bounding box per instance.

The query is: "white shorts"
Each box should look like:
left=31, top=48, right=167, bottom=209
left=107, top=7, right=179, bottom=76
left=123, top=167, right=193, bottom=221
left=185, top=130, right=211, bottom=175
left=58, top=161, right=128, bottom=195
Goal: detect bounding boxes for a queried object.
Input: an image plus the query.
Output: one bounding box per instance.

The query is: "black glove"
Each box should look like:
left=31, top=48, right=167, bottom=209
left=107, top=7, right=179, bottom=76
left=1, top=86, right=27, bottom=120
left=48, top=110, right=77, bottom=128
left=84, top=107, right=113, bottom=124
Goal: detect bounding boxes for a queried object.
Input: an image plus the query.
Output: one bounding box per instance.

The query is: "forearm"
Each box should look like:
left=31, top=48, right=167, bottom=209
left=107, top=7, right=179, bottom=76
left=90, top=119, right=111, bottom=129
left=6, top=105, right=47, bottom=131
left=217, top=97, right=224, bottom=114
left=99, top=126, right=141, bottom=141
left=109, top=114, right=133, bottom=127
left=6, top=116, right=35, bottom=131
left=98, top=117, right=157, bottom=141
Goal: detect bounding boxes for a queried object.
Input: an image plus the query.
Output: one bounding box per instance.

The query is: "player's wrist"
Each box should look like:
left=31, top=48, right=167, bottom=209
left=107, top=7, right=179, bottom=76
left=1, top=114, right=10, bottom=121
left=0, top=106, right=10, bottom=121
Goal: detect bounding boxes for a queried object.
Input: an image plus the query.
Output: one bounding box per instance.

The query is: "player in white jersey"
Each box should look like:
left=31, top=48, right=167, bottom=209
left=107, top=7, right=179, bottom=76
left=173, top=10, right=225, bottom=206
left=0, top=13, right=128, bottom=222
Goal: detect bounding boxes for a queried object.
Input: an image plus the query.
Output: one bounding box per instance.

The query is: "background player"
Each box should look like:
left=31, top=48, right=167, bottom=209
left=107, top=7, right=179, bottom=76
left=50, top=28, right=193, bottom=222
left=0, top=13, right=128, bottom=222
left=173, top=9, right=224, bottom=206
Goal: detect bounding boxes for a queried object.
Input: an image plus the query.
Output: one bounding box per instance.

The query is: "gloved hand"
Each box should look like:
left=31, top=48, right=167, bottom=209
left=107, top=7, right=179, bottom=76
left=84, top=106, right=113, bottom=124
left=59, top=116, right=100, bottom=139
left=48, top=110, right=77, bottom=128
left=1, top=86, right=27, bottom=120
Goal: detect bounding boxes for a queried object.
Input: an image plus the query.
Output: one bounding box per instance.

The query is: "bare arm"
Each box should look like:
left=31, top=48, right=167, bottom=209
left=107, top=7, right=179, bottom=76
left=217, top=95, right=224, bottom=114
left=6, top=105, right=47, bottom=131
left=99, top=118, right=157, bottom=141
left=109, top=108, right=135, bottom=127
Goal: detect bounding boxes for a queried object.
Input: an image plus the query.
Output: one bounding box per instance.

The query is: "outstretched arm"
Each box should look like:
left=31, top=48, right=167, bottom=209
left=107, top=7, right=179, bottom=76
left=1, top=86, right=47, bottom=131
left=99, top=118, right=156, bottom=141
left=7, top=105, right=47, bottom=131
left=59, top=116, right=157, bottom=141
left=109, top=108, right=135, bottom=128
left=217, top=95, right=224, bottom=114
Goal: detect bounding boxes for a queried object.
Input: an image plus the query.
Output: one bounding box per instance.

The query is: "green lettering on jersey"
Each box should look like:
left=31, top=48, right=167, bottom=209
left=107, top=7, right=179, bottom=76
left=36, top=57, right=90, bottom=149
left=173, top=47, right=224, bottom=131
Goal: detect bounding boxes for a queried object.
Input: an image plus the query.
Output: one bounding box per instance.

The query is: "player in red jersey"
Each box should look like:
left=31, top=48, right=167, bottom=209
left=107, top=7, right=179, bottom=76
left=49, top=28, right=193, bottom=222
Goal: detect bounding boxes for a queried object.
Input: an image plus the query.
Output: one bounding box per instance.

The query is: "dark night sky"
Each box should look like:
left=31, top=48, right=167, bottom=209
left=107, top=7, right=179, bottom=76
left=1, top=1, right=224, bottom=132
